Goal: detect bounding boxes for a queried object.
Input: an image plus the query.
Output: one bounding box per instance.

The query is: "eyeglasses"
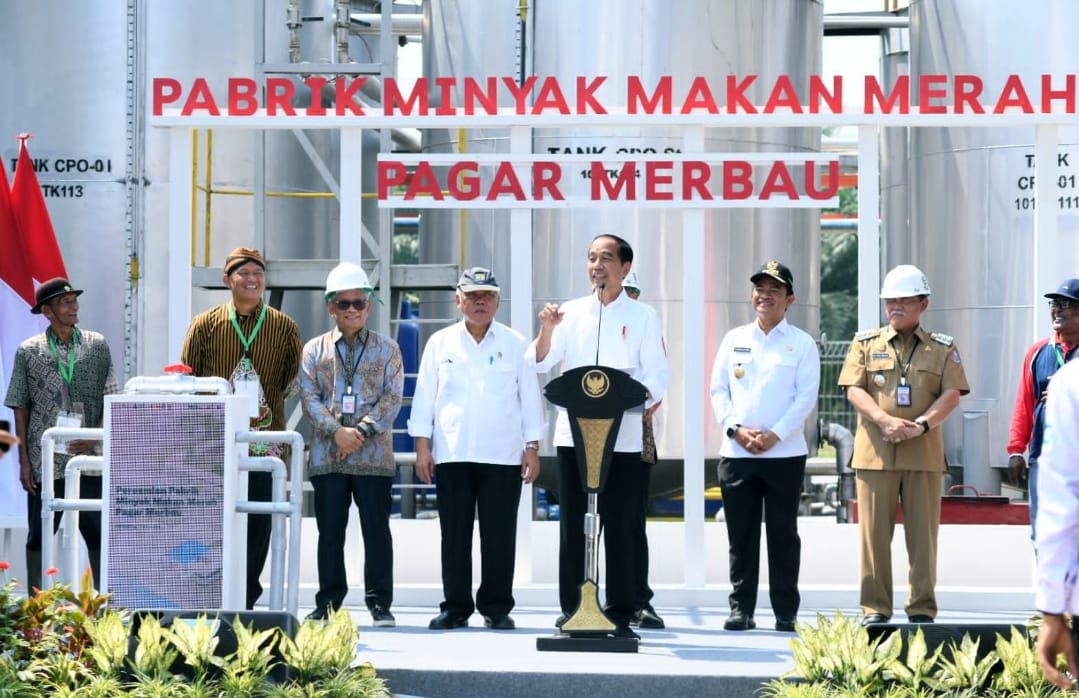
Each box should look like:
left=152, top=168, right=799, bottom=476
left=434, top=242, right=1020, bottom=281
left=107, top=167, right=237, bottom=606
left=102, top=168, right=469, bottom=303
left=333, top=299, right=369, bottom=311
left=1050, top=299, right=1076, bottom=310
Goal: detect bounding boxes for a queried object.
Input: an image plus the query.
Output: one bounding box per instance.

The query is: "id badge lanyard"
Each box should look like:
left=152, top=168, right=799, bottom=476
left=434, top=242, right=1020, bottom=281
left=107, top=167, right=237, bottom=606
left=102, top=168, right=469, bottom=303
left=48, top=327, right=82, bottom=425
left=229, top=304, right=267, bottom=417
left=891, top=336, right=919, bottom=407
left=336, top=330, right=369, bottom=426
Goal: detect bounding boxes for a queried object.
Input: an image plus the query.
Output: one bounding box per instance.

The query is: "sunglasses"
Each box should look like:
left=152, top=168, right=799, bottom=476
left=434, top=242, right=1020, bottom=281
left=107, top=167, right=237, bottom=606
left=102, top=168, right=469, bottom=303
left=333, top=298, right=369, bottom=311
left=1049, top=299, right=1076, bottom=310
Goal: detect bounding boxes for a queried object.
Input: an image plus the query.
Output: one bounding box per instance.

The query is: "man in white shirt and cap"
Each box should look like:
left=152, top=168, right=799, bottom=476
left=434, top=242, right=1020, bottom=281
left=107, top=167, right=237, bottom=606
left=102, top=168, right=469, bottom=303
left=409, top=267, right=545, bottom=631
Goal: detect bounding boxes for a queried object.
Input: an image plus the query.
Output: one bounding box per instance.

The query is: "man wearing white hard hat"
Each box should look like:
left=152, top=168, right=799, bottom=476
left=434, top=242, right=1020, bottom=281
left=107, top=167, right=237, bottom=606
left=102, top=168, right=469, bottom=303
left=838, top=264, right=969, bottom=627
left=298, top=262, right=404, bottom=626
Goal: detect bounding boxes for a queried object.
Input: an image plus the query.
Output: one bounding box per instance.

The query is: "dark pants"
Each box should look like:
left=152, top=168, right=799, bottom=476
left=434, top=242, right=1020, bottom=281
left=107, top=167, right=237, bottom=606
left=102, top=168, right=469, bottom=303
left=557, top=447, right=644, bottom=625
left=435, top=461, right=523, bottom=619
left=634, top=462, right=654, bottom=611
left=310, top=472, right=394, bottom=612
left=717, top=455, right=806, bottom=619
left=26, top=474, right=102, bottom=551
left=246, top=470, right=272, bottom=609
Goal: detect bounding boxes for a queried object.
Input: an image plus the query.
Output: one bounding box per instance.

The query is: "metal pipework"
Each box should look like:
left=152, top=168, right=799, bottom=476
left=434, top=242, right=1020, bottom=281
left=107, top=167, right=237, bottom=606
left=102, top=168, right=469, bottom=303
left=39, top=427, right=104, bottom=586
left=348, top=13, right=423, bottom=36
left=235, top=430, right=305, bottom=618
left=584, top=493, right=601, bottom=584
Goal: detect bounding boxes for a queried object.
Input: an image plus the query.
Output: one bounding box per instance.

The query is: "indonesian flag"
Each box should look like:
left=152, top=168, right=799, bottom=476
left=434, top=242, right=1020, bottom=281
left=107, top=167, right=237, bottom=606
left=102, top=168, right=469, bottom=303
left=12, top=134, right=67, bottom=282
left=0, top=151, right=36, bottom=522
left=1, top=134, right=69, bottom=523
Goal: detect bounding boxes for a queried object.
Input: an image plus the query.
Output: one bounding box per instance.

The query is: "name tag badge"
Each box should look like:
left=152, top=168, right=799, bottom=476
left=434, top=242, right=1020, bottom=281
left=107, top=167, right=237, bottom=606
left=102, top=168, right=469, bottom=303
left=896, top=384, right=912, bottom=407
left=56, top=411, right=82, bottom=430
left=341, top=394, right=357, bottom=415
left=234, top=377, right=261, bottom=418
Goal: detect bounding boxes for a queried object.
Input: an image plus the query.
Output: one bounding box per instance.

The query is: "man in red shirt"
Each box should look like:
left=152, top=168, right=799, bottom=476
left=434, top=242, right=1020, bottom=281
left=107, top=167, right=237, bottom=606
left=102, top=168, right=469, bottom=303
left=1007, top=278, right=1079, bottom=540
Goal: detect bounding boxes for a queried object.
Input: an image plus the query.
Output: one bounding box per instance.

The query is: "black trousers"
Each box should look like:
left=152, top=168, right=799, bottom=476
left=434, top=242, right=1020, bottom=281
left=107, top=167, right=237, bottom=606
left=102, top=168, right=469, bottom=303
left=246, top=469, right=272, bottom=609
left=717, top=455, right=806, bottom=618
left=310, top=472, right=394, bottom=611
left=26, top=474, right=102, bottom=551
left=633, top=462, right=654, bottom=611
left=557, top=447, right=645, bottom=625
left=435, top=461, right=523, bottom=619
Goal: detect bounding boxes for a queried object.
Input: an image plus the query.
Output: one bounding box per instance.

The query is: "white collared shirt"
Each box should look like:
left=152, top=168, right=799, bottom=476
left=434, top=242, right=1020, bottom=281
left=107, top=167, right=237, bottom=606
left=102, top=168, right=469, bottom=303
left=528, top=290, right=669, bottom=452
left=1035, top=358, right=1079, bottom=614
left=709, top=317, right=820, bottom=458
left=408, top=320, right=546, bottom=465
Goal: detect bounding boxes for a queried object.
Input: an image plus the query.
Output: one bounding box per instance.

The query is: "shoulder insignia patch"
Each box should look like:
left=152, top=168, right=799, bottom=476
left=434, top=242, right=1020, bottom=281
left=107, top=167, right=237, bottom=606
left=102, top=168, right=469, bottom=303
left=854, top=328, right=881, bottom=342
left=930, top=332, right=954, bottom=347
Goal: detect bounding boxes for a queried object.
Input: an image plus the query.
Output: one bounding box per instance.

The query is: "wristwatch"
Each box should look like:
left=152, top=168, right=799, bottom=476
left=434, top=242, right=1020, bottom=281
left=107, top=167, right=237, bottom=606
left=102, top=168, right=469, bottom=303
left=525, top=441, right=540, bottom=450
left=725, top=424, right=740, bottom=438
left=914, top=416, right=930, bottom=433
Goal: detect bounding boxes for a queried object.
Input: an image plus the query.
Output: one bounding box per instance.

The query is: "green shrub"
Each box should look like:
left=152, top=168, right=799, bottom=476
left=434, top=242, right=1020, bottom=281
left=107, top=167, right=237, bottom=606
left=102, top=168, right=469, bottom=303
left=0, top=563, right=389, bottom=697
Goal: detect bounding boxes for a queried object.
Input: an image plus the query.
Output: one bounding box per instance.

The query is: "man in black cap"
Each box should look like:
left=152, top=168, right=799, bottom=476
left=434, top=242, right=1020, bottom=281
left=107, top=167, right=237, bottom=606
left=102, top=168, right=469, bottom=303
left=709, top=261, right=820, bottom=632
left=1007, top=277, right=1079, bottom=542
left=408, top=267, right=545, bottom=631
left=4, top=278, right=117, bottom=591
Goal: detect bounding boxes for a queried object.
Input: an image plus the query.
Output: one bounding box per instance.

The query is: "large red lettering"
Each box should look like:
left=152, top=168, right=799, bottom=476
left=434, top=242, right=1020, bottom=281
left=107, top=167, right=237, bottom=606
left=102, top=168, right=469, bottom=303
left=864, top=75, right=909, bottom=114
left=1042, top=73, right=1077, bottom=114
left=726, top=75, right=757, bottom=114
left=953, top=74, right=984, bottom=114
left=532, top=77, right=571, bottom=115
left=302, top=77, right=328, bottom=116
left=644, top=161, right=674, bottom=200
left=682, top=162, right=712, bottom=200
left=152, top=77, right=181, bottom=115
left=447, top=161, right=481, bottom=200
left=759, top=162, right=798, bottom=200
left=763, top=75, right=803, bottom=113
left=591, top=162, right=637, bottom=199
left=722, top=161, right=753, bottom=200
left=462, top=77, right=498, bottom=115
left=384, top=77, right=429, bottom=115
left=404, top=162, right=443, bottom=201
left=181, top=78, right=219, bottom=116
left=335, top=78, right=366, bottom=116
left=533, top=162, right=564, bottom=200
left=805, top=161, right=839, bottom=200
left=681, top=77, right=719, bottom=114
left=377, top=161, right=408, bottom=199
left=576, top=76, right=607, bottom=115
left=994, top=74, right=1035, bottom=113
left=917, top=74, right=948, bottom=114
left=487, top=162, right=527, bottom=200
left=808, top=75, right=842, bottom=114
left=503, top=76, right=538, bottom=115
left=628, top=76, right=671, bottom=114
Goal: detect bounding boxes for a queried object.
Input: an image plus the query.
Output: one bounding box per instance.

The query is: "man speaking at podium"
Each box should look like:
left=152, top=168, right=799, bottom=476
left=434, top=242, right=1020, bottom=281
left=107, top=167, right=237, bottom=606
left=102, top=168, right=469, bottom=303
left=529, top=234, right=669, bottom=637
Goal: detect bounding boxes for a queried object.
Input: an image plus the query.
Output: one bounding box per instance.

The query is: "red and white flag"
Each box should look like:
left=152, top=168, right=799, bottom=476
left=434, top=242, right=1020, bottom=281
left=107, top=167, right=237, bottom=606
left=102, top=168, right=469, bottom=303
left=12, top=134, right=67, bottom=283
left=2, top=134, right=71, bottom=524
left=0, top=144, right=42, bottom=524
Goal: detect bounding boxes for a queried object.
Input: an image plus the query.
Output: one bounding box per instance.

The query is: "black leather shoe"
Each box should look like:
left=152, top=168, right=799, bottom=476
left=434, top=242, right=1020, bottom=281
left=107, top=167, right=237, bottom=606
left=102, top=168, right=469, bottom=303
left=428, top=611, right=468, bottom=630
left=614, top=625, right=641, bottom=640
left=305, top=606, right=331, bottom=622
left=631, top=607, right=666, bottom=629
left=723, top=612, right=756, bottom=631
left=860, top=613, right=890, bottom=626
left=555, top=613, right=569, bottom=629
left=775, top=618, right=797, bottom=633
left=908, top=614, right=934, bottom=624
left=484, top=615, right=516, bottom=630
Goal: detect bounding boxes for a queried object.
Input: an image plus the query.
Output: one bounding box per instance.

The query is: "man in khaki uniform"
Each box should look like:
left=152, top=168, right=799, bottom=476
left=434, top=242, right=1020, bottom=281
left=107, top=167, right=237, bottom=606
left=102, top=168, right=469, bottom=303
left=838, top=265, right=970, bottom=626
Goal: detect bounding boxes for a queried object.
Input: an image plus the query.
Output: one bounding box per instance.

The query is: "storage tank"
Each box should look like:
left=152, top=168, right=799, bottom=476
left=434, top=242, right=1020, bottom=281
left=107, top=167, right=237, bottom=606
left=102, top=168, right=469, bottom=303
left=421, top=0, right=823, bottom=492
left=0, top=1, right=389, bottom=378
left=908, top=0, right=1079, bottom=490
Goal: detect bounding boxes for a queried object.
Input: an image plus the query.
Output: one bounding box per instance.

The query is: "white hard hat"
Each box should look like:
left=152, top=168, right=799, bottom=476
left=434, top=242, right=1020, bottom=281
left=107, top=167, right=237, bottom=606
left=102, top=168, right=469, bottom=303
left=325, top=262, right=373, bottom=300
left=622, top=270, right=641, bottom=293
left=880, top=264, right=931, bottom=299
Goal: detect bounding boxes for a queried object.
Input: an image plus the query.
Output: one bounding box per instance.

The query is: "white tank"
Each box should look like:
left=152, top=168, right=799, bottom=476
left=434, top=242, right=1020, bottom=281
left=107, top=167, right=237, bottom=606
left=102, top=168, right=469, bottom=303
left=907, top=0, right=1079, bottom=490
left=421, top=0, right=823, bottom=476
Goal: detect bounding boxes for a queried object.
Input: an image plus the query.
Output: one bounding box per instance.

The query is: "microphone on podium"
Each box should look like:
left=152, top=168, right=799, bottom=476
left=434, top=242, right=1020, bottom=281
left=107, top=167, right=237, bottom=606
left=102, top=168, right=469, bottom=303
left=594, top=282, right=605, bottom=365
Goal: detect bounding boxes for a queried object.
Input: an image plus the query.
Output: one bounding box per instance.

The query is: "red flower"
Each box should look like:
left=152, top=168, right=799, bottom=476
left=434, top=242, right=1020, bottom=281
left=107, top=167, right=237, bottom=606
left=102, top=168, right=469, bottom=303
left=44, top=567, right=59, bottom=577
left=0, top=561, right=9, bottom=571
